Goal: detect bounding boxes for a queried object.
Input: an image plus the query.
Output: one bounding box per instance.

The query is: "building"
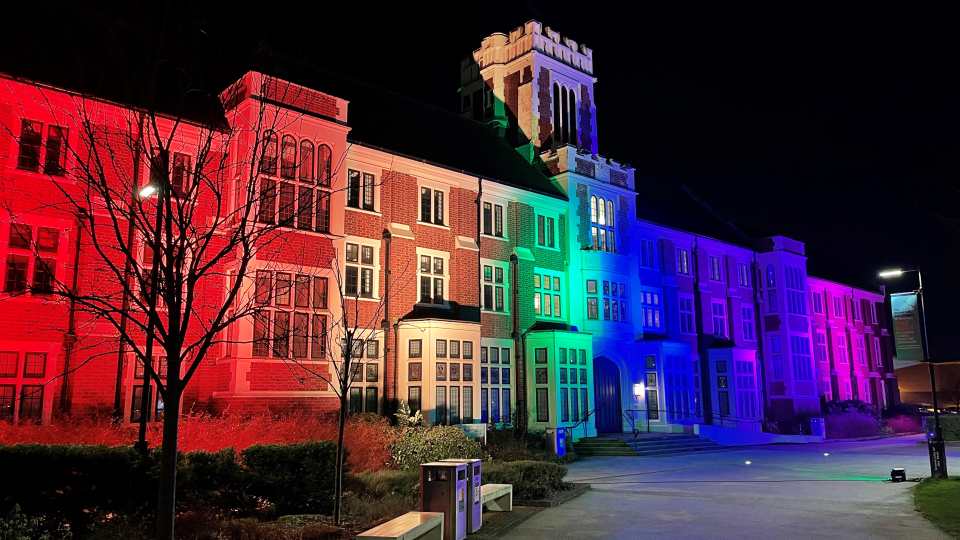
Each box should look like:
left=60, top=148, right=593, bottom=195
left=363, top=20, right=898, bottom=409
left=0, top=20, right=897, bottom=438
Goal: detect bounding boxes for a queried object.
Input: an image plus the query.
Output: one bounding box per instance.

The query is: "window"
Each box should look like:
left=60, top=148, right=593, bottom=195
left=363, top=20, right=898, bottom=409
left=833, top=296, right=844, bottom=318
left=679, top=296, right=695, bottom=334
left=791, top=335, right=812, bottom=381
left=536, top=387, right=549, bottom=422
left=482, top=201, right=504, bottom=238
left=741, top=307, right=755, bottom=341
left=737, top=263, right=750, bottom=287
left=347, top=169, right=376, bottom=211
left=533, top=271, right=562, bottom=319
left=708, top=256, right=722, bottom=282
left=551, top=82, right=578, bottom=146
left=365, top=387, right=378, bottom=413
left=481, top=261, right=507, bottom=313
left=0, top=385, right=14, bottom=422
left=419, top=186, right=445, bottom=225
left=640, top=288, right=662, bottom=330
left=22, top=353, right=45, bottom=378
left=0, top=352, right=16, bottom=377
left=769, top=336, right=783, bottom=380
left=590, top=195, right=616, bottom=252
left=317, top=145, right=333, bottom=187
left=408, top=386, right=421, bottom=413
left=44, top=125, right=68, bottom=175
left=252, top=270, right=328, bottom=359
left=855, top=335, right=867, bottom=366
left=19, top=385, right=43, bottom=423
left=785, top=267, right=806, bottom=315
left=836, top=335, right=848, bottom=364
left=408, top=339, right=422, bottom=358
left=852, top=298, right=862, bottom=321
left=16, top=120, right=43, bottom=172
left=436, top=386, right=447, bottom=425
left=735, top=360, right=758, bottom=419
left=765, top=265, right=778, bottom=313
left=676, top=248, right=690, bottom=275
left=4, top=224, right=60, bottom=295
left=814, top=331, right=828, bottom=364
left=536, top=214, right=556, bottom=248
left=711, top=301, right=727, bottom=338
left=258, top=134, right=330, bottom=232
left=639, top=239, right=656, bottom=269
left=587, top=279, right=627, bottom=322
left=345, top=242, right=376, bottom=298
left=418, top=252, right=447, bottom=305
left=872, top=336, right=882, bottom=370
left=812, top=291, right=824, bottom=314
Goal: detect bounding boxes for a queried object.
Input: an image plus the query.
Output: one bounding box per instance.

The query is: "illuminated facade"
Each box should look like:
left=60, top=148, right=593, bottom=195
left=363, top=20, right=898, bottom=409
left=0, top=20, right=897, bottom=438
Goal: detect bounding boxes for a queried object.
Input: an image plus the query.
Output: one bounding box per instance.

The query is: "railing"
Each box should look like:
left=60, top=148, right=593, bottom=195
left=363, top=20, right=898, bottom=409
left=568, top=408, right=596, bottom=440
left=623, top=407, right=703, bottom=435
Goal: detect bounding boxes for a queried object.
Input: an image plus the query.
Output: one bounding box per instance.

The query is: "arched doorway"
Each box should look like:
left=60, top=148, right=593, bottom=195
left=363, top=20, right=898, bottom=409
left=593, top=357, right=623, bottom=434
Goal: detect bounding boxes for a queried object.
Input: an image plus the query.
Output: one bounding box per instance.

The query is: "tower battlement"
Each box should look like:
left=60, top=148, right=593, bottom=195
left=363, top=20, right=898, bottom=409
left=463, top=20, right=594, bottom=81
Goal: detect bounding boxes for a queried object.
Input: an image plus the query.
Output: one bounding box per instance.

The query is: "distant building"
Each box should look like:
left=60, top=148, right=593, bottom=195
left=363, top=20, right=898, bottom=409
left=0, top=20, right=897, bottom=437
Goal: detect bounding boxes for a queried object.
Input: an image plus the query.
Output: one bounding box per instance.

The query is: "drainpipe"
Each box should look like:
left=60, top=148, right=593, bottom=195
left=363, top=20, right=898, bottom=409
left=511, top=253, right=526, bottom=436
left=59, top=208, right=86, bottom=416
left=691, top=237, right=713, bottom=424
left=382, top=229, right=393, bottom=415
left=751, top=251, right=768, bottom=428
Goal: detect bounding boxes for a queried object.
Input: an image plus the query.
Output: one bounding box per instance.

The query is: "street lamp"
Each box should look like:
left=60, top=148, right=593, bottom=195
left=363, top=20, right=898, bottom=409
left=134, top=174, right=164, bottom=454
left=633, top=382, right=651, bottom=433
left=878, top=267, right=948, bottom=479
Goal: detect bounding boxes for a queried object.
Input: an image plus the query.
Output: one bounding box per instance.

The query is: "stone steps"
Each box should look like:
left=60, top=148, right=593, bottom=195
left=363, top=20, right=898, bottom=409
left=575, top=433, right=725, bottom=457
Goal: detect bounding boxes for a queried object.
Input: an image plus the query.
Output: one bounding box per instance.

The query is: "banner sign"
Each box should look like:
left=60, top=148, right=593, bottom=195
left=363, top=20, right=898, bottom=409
left=891, top=292, right=924, bottom=368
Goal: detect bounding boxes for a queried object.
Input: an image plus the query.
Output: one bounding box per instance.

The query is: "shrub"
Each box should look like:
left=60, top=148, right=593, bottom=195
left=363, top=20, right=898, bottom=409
left=349, top=469, right=420, bottom=499
left=390, top=426, right=484, bottom=470
left=176, top=449, right=256, bottom=517
left=243, top=442, right=338, bottom=516
left=483, top=460, right=567, bottom=500
left=825, top=411, right=880, bottom=438
left=924, top=415, right=960, bottom=441
left=884, top=415, right=922, bottom=434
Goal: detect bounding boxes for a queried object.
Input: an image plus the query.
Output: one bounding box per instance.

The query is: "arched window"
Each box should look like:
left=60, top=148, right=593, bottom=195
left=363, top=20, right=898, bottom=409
left=552, top=82, right=562, bottom=147
left=280, top=135, right=297, bottom=179
left=260, top=130, right=278, bottom=175
left=590, top=195, right=616, bottom=253
left=317, top=144, right=332, bottom=187
left=567, top=87, right=577, bottom=146
left=299, top=140, right=314, bottom=181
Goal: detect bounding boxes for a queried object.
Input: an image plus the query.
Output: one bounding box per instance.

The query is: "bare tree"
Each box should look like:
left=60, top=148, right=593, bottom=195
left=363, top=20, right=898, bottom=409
left=0, top=71, right=360, bottom=537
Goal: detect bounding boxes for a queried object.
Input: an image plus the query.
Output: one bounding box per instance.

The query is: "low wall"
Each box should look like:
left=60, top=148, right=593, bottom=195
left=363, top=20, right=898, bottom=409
left=694, top=424, right=825, bottom=446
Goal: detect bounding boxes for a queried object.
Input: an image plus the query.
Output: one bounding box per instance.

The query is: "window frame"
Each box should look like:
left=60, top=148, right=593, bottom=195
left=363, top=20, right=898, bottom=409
left=480, top=259, right=509, bottom=314
left=416, top=248, right=449, bottom=307
left=418, top=184, right=448, bottom=227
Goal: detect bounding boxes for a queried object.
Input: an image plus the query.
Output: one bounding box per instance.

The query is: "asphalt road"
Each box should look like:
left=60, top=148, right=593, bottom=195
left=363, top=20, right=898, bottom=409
left=504, top=435, right=958, bottom=539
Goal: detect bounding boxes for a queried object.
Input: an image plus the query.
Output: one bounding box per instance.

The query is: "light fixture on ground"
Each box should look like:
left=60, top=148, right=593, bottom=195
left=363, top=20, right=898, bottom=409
left=878, top=267, right=948, bottom=479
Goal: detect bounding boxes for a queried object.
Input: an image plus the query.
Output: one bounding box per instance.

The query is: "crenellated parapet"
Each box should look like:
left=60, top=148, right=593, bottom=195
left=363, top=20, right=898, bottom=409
left=540, top=144, right=634, bottom=191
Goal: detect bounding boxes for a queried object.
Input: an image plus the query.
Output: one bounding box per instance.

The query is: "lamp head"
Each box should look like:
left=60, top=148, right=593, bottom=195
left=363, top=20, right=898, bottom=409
left=878, top=268, right=904, bottom=279
left=139, top=184, right=158, bottom=198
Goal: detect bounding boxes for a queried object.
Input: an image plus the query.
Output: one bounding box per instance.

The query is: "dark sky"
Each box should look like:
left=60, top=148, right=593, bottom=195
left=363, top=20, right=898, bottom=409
left=4, top=2, right=958, bottom=357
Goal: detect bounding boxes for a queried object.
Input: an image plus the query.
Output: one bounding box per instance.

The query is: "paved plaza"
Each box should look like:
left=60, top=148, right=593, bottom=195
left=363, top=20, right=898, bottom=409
left=506, top=435, right=958, bottom=539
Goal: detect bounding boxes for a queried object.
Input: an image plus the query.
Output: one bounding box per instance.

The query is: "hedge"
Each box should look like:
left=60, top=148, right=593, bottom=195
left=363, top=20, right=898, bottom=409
left=483, top=460, right=568, bottom=500
left=0, top=441, right=338, bottom=534
left=925, top=415, right=960, bottom=441
left=391, top=426, right=484, bottom=470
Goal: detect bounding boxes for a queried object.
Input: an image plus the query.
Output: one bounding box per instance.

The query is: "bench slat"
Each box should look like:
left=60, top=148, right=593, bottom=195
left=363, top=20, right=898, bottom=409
left=357, top=511, right=444, bottom=540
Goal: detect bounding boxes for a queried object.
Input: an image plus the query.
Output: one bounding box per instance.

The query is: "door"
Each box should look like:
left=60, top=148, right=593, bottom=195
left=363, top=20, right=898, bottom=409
left=593, top=357, right=622, bottom=433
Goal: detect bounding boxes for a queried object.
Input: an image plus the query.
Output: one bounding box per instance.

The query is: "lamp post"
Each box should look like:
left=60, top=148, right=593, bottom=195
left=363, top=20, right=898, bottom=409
left=633, top=382, right=650, bottom=433
left=879, top=267, right=948, bottom=479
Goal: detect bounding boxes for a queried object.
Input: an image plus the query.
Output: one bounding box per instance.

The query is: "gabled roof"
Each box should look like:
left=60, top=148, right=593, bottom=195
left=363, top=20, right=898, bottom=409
left=256, top=65, right=566, bottom=200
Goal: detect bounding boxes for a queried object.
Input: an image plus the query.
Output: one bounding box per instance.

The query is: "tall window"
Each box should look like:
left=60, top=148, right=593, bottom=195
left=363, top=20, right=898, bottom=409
left=814, top=331, right=828, bottom=365
left=317, top=145, right=332, bottom=187
left=785, top=267, right=806, bottom=315
left=17, top=120, right=43, bottom=171
left=852, top=298, right=862, bottom=321
left=418, top=252, right=447, bottom=305
left=258, top=133, right=330, bottom=232
left=711, top=300, right=727, bottom=338
left=482, top=201, right=504, bottom=238
left=586, top=279, right=627, bottom=321
left=481, top=262, right=507, bottom=313
left=769, top=336, right=783, bottom=380
left=4, top=224, right=59, bottom=295
left=765, top=265, right=778, bottom=313
left=735, top=360, right=758, bottom=419
left=871, top=336, right=882, bottom=370
left=252, top=270, right=329, bottom=360
left=16, top=120, right=69, bottom=176
left=347, top=169, right=376, bottom=211
left=481, top=344, right=511, bottom=424
left=679, top=296, right=695, bottom=334
left=639, top=239, right=656, bottom=269
left=812, top=291, right=824, bottom=314
left=833, top=296, right=844, bottom=318
left=536, top=215, right=556, bottom=248
left=419, top=187, right=445, bottom=225
left=791, top=335, right=812, bottom=380
left=533, top=271, right=562, bottom=319
left=708, top=256, right=722, bottom=282
left=741, top=307, right=755, bottom=341
left=640, top=288, right=662, bottom=330
left=676, top=248, right=690, bottom=275
left=590, top=196, right=615, bottom=252
left=737, top=263, right=750, bottom=287
left=345, top=243, right=375, bottom=298
left=854, top=335, right=867, bottom=366
left=552, top=82, right=578, bottom=147
left=836, top=335, right=848, bottom=364
left=44, top=126, right=68, bottom=175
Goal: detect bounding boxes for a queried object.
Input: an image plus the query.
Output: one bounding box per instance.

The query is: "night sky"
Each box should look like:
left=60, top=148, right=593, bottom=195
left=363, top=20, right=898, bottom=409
left=4, top=3, right=957, bottom=357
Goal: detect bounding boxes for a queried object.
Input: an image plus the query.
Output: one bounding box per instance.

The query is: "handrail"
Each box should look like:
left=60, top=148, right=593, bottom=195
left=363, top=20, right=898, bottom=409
left=567, top=408, right=596, bottom=439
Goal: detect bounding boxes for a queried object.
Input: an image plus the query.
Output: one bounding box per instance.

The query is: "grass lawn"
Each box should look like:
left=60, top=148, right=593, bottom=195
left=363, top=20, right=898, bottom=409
left=914, top=477, right=960, bottom=538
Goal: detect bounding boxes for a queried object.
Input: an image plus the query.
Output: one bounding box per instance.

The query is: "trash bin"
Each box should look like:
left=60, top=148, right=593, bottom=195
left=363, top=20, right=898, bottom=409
left=808, top=417, right=825, bottom=438
left=545, top=427, right=567, bottom=458
left=420, top=462, right=468, bottom=540
left=440, top=458, right=482, bottom=533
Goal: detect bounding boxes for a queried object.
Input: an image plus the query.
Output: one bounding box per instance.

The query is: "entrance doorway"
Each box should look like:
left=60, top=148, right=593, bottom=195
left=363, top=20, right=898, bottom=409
left=593, top=357, right=623, bottom=433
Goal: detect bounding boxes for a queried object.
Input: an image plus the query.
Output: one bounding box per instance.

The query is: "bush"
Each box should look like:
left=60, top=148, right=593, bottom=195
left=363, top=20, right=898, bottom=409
left=924, top=415, right=960, bottom=441
left=483, top=460, right=567, bottom=500
left=390, top=426, right=484, bottom=470
left=177, top=448, right=256, bottom=517
left=243, top=442, right=338, bottom=517
left=884, top=415, right=922, bottom=434
left=825, top=412, right=880, bottom=438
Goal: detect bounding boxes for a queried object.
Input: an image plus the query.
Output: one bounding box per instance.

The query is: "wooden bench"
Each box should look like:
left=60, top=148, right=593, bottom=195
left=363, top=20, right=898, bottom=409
left=356, top=511, right=444, bottom=540
left=480, top=483, right=513, bottom=512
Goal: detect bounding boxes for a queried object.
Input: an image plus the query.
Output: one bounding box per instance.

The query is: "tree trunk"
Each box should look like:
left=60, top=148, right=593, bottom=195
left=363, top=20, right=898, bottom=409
left=333, top=391, right=348, bottom=524
left=156, top=390, right=181, bottom=540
